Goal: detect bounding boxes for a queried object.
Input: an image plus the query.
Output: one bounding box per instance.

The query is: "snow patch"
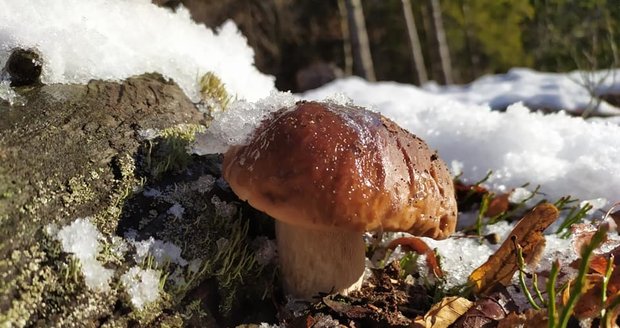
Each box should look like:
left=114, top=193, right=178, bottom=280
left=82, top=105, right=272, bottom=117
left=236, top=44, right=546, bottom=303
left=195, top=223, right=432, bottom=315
left=121, top=267, right=160, bottom=309
left=424, top=68, right=620, bottom=116
left=508, top=187, right=533, bottom=204
left=130, top=236, right=188, bottom=267
left=0, top=0, right=274, bottom=101
left=52, top=218, right=114, bottom=291
left=0, top=80, right=25, bottom=106
left=167, top=203, right=185, bottom=219
left=193, top=91, right=296, bottom=154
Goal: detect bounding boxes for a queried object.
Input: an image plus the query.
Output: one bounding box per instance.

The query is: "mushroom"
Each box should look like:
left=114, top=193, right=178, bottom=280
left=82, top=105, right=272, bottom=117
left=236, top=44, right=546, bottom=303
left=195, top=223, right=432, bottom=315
left=222, top=101, right=457, bottom=299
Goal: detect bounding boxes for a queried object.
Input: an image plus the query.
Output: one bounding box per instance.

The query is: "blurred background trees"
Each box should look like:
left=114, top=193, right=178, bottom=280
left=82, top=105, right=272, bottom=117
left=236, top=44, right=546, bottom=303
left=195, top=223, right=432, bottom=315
left=155, top=0, right=619, bottom=92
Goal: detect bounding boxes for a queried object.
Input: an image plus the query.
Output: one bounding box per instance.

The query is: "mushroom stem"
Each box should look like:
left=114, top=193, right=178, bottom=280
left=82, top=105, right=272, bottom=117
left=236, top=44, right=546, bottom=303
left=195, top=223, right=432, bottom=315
left=276, top=220, right=366, bottom=299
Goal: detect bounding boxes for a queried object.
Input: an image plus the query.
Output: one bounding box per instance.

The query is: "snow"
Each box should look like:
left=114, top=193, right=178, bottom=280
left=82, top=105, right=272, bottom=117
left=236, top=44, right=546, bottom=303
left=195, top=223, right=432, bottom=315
left=211, top=195, right=238, bottom=218
left=192, top=91, right=296, bottom=154
left=52, top=218, right=114, bottom=291
left=508, top=187, right=533, bottom=204
left=580, top=198, right=608, bottom=215
left=424, top=236, right=495, bottom=288
left=0, top=0, right=273, bottom=102
left=167, top=203, right=185, bottom=219
left=130, top=236, right=188, bottom=267
left=121, top=267, right=161, bottom=309
left=424, top=68, right=620, bottom=116
left=0, top=80, right=25, bottom=106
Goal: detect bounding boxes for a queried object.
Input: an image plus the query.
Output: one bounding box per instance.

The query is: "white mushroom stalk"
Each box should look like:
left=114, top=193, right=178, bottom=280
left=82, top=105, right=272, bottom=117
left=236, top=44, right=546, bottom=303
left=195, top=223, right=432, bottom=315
left=276, top=221, right=365, bottom=298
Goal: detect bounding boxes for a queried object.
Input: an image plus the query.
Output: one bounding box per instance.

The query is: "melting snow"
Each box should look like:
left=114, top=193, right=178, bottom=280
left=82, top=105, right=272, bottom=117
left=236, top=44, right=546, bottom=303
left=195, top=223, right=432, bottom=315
left=0, top=80, right=25, bottom=106
left=130, top=236, right=188, bottom=267
left=121, top=267, right=161, bottom=309
left=424, top=68, right=620, bottom=116
left=51, top=218, right=114, bottom=291
left=0, top=0, right=274, bottom=102
left=193, top=91, right=296, bottom=154
left=167, top=203, right=185, bottom=219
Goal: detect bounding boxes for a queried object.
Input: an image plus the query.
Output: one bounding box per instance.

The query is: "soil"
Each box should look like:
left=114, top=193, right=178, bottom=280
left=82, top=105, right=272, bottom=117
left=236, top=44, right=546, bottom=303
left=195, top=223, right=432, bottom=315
left=277, top=261, right=434, bottom=327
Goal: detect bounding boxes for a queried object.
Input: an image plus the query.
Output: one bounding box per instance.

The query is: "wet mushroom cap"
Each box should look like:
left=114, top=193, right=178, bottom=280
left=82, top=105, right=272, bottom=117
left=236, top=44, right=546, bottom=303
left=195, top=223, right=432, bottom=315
left=223, top=101, right=457, bottom=239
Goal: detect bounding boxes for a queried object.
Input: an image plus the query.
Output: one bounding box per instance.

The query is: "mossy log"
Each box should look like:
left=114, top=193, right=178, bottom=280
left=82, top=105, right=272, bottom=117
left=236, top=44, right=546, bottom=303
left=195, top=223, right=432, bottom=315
left=0, top=73, right=203, bottom=255
left=0, top=74, right=209, bottom=326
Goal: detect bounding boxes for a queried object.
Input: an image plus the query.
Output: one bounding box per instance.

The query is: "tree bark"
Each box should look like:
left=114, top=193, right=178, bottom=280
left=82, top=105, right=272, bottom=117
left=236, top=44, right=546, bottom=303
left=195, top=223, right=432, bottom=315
left=429, top=0, right=453, bottom=84
left=401, top=0, right=428, bottom=85
left=460, top=1, right=479, bottom=81
left=338, top=0, right=354, bottom=76
left=344, top=0, right=376, bottom=81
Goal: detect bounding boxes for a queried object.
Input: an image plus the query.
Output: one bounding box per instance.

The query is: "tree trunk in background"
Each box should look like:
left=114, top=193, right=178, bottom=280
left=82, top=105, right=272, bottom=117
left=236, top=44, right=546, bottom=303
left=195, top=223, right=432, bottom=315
left=401, top=0, right=428, bottom=85
left=345, top=0, right=376, bottom=81
left=338, top=0, right=353, bottom=76
left=429, top=0, right=453, bottom=84
left=460, top=1, right=479, bottom=81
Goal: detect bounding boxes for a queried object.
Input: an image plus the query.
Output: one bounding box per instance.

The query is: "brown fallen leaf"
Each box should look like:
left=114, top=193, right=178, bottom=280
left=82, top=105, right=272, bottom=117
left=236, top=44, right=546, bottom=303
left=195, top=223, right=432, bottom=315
left=455, top=181, right=489, bottom=211
left=589, top=255, right=610, bottom=275
left=451, top=287, right=518, bottom=328
left=321, top=296, right=371, bottom=319
left=496, top=308, right=548, bottom=328
left=570, top=253, right=620, bottom=321
left=571, top=223, right=600, bottom=257
left=485, top=193, right=510, bottom=218
left=412, top=296, right=473, bottom=328
left=468, top=203, right=559, bottom=295
left=388, top=236, right=444, bottom=278
left=570, top=274, right=604, bottom=320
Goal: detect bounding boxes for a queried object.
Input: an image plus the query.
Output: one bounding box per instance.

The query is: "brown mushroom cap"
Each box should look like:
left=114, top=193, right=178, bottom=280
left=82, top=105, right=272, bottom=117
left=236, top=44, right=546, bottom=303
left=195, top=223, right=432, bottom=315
left=223, top=101, right=457, bottom=239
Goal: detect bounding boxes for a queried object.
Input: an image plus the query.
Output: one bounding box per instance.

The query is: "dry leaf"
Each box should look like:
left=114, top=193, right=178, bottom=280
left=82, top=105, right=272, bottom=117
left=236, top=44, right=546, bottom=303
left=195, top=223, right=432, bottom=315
left=564, top=235, right=620, bottom=321
left=451, top=287, right=518, bottom=328
left=412, top=296, right=473, bottom=328
left=321, top=296, right=370, bottom=319
left=388, top=236, right=444, bottom=278
left=486, top=193, right=510, bottom=217
left=497, top=309, right=548, bottom=327
left=455, top=181, right=489, bottom=211
left=571, top=223, right=600, bottom=257
left=571, top=274, right=604, bottom=319
left=572, top=261, right=620, bottom=320
left=468, top=203, right=559, bottom=295
left=454, top=181, right=488, bottom=194
left=589, top=255, right=609, bottom=275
